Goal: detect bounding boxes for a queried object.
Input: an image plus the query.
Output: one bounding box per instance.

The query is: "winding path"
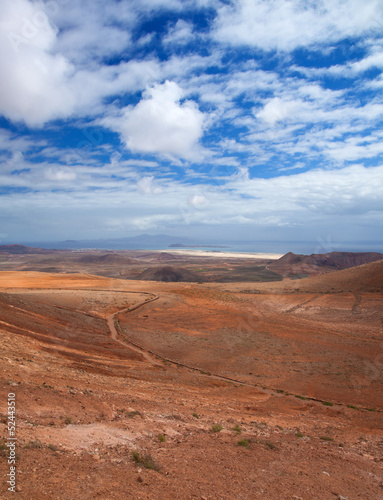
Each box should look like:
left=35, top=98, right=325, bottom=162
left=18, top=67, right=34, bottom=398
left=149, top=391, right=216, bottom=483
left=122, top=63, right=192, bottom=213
left=105, top=291, right=382, bottom=413
left=352, top=292, right=362, bottom=315
left=284, top=293, right=325, bottom=313
left=106, top=292, right=162, bottom=366
left=2, top=286, right=380, bottom=413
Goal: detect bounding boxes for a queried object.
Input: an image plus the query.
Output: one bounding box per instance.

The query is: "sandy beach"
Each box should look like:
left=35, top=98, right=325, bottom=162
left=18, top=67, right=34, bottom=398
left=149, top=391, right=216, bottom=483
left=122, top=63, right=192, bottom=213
left=155, top=249, right=284, bottom=259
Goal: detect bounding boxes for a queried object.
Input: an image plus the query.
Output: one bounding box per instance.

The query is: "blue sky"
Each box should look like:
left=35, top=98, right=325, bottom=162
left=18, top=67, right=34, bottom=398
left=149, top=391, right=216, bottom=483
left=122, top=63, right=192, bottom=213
left=0, top=0, right=383, bottom=249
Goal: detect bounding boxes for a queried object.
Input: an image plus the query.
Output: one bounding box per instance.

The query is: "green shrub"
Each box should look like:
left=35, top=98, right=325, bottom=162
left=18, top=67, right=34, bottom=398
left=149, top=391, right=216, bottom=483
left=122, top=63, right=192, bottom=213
left=237, top=439, right=249, bottom=448
left=132, top=450, right=160, bottom=471
left=211, top=423, right=223, bottom=433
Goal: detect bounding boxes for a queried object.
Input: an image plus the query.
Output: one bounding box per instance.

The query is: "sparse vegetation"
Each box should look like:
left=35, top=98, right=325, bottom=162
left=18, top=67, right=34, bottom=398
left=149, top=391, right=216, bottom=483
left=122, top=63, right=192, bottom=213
left=0, top=440, right=7, bottom=457
left=237, top=439, right=249, bottom=448
left=1, top=250, right=382, bottom=497
left=132, top=450, right=160, bottom=471
left=47, top=444, right=61, bottom=451
left=265, top=441, right=276, bottom=450
left=320, top=436, right=334, bottom=441
left=24, top=440, right=43, bottom=449
left=211, top=423, right=223, bottom=433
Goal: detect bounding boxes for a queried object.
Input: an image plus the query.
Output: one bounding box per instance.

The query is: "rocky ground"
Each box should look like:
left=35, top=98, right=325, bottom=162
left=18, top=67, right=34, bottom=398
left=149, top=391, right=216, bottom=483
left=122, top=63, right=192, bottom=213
left=0, top=266, right=382, bottom=499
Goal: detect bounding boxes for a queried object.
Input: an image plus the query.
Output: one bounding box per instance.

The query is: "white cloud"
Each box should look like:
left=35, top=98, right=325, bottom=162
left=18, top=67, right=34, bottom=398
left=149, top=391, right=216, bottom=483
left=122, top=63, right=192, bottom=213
left=0, top=0, right=382, bottom=244
left=256, top=97, right=302, bottom=126
left=163, top=20, right=194, bottom=46
left=137, top=176, right=163, bottom=194
left=103, top=81, right=207, bottom=160
left=224, top=164, right=383, bottom=218
left=188, top=194, right=206, bottom=208
left=51, top=2, right=133, bottom=64
left=214, top=0, right=381, bottom=51
left=45, top=168, right=77, bottom=182
left=0, top=0, right=160, bottom=126
left=352, top=50, right=383, bottom=73
left=0, top=0, right=75, bottom=126
left=0, top=142, right=382, bottom=242
left=69, top=59, right=161, bottom=114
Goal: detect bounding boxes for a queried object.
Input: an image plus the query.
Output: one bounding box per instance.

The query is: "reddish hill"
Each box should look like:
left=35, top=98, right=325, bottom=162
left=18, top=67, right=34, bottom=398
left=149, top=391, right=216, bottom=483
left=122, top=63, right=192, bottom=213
left=77, top=253, right=137, bottom=265
left=283, top=258, right=383, bottom=292
left=156, top=252, right=179, bottom=261
left=137, top=266, right=201, bottom=282
left=270, top=251, right=383, bottom=276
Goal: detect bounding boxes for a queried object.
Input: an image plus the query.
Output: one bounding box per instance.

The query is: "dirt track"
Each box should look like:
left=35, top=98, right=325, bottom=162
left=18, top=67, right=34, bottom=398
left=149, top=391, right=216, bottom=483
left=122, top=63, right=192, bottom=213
left=106, top=292, right=161, bottom=366
left=0, top=270, right=382, bottom=499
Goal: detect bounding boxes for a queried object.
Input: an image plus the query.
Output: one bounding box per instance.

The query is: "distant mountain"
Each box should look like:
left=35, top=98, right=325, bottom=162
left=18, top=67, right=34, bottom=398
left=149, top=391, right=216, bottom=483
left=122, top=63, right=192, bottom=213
left=22, top=234, right=191, bottom=250
left=0, top=244, right=58, bottom=254
left=269, top=251, right=383, bottom=277
left=169, top=243, right=229, bottom=248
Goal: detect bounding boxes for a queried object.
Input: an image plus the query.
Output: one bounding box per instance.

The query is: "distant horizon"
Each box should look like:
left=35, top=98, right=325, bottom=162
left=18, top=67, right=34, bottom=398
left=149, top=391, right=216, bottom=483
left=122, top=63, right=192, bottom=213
left=2, top=234, right=383, bottom=256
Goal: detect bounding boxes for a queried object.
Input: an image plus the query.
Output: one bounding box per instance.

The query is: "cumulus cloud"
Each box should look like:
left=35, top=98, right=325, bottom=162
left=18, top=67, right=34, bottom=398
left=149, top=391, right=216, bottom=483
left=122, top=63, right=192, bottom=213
left=214, top=0, right=381, bottom=51
left=0, top=0, right=75, bottom=126
left=0, top=0, right=160, bottom=126
left=104, top=81, right=207, bottom=160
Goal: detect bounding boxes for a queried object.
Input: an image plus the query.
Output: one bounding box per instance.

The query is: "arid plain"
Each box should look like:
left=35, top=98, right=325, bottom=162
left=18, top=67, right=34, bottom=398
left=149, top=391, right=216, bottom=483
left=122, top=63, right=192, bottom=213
left=0, top=248, right=382, bottom=499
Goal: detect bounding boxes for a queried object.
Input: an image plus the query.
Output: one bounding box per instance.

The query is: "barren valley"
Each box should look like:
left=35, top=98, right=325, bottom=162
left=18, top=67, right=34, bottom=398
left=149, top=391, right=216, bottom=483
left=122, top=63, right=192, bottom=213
left=0, top=248, right=382, bottom=499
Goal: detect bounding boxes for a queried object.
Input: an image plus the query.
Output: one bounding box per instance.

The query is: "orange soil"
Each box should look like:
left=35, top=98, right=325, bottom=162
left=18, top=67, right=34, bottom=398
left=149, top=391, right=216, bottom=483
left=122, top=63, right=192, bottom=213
left=0, top=270, right=382, bottom=499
